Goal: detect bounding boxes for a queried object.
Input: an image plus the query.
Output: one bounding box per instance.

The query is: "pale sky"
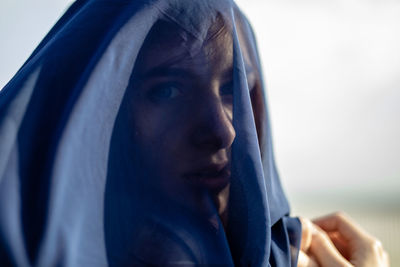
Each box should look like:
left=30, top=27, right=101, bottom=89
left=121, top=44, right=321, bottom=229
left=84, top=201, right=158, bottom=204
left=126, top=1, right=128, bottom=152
left=1, top=0, right=399, bottom=201
left=236, top=0, right=400, bottom=200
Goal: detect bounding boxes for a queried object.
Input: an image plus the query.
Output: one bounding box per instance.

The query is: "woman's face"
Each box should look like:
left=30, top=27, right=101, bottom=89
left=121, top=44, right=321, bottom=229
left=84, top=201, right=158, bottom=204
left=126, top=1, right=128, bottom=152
left=130, top=21, right=235, bottom=204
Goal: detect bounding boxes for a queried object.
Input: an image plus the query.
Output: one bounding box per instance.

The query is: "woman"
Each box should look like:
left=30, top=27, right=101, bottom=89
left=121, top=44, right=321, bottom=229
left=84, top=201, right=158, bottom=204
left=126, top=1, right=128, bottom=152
left=0, top=0, right=388, bottom=266
left=103, top=5, right=301, bottom=265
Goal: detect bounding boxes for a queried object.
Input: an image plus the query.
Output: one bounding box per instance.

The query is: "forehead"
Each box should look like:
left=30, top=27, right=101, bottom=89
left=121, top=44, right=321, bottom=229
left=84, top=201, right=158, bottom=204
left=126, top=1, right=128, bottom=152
left=134, top=19, right=233, bottom=79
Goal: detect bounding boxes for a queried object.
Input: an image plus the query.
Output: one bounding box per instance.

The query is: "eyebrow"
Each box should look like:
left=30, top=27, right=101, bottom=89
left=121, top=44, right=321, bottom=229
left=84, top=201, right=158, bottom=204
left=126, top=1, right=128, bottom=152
left=140, top=65, right=235, bottom=82
left=140, top=66, right=194, bottom=80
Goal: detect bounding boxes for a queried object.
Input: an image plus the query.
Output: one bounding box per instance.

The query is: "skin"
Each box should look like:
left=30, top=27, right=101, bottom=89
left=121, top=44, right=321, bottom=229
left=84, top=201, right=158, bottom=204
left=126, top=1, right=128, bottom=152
left=299, top=213, right=390, bottom=267
left=130, top=20, right=235, bottom=226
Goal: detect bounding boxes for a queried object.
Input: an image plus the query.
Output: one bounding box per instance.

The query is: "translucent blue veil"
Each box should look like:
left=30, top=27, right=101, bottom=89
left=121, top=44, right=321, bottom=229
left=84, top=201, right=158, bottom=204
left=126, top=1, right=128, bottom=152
left=0, top=0, right=301, bottom=266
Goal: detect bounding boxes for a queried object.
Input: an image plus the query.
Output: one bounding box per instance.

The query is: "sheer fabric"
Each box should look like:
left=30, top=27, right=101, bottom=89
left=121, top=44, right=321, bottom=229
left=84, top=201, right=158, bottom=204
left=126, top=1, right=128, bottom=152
left=0, top=0, right=301, bottom=266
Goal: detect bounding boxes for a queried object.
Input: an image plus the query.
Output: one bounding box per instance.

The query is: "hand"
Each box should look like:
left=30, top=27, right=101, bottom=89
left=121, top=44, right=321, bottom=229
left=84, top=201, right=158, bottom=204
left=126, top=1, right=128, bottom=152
left=298, top=213, right=390, bottom=267
left=298, top=217, right=318, bottom=267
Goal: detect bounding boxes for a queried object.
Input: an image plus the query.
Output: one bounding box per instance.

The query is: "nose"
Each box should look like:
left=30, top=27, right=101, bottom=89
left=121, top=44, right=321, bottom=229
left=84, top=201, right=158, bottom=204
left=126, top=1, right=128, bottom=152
left=191, top=95, right=236, bottom=151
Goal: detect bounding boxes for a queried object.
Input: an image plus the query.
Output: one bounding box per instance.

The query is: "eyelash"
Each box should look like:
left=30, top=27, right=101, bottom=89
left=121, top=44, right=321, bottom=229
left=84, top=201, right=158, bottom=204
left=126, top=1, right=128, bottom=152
left=147, top=82, right=183, bottom=102
left=147, top=81, right=234, bottom=104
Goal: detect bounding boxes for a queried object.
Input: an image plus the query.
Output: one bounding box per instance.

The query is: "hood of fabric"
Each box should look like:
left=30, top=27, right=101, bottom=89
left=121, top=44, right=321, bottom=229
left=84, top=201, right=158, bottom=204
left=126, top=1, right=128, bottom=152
left=0, top=0, right=301, bottom=266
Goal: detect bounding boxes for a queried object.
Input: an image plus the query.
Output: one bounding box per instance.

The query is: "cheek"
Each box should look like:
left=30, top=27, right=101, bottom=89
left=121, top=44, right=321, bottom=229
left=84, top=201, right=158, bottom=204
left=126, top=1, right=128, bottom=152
left=132, top=104, right=189, bottom=164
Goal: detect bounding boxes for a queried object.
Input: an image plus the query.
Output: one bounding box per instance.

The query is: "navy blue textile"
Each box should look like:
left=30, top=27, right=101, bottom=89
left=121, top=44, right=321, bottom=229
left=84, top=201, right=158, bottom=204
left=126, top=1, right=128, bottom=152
left=0, top=0, right=301, bottom=266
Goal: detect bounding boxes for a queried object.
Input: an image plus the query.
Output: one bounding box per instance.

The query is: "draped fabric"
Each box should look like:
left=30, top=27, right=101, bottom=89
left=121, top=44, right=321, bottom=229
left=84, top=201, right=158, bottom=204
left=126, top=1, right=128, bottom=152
left=0, top=0, right=301, bottom=266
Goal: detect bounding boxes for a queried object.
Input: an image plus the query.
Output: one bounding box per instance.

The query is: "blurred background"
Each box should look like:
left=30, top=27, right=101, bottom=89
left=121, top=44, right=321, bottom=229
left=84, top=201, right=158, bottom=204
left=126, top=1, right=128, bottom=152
left=1, top=0, right=399, bottom=264
left=235, top=0, right=400, bottom=264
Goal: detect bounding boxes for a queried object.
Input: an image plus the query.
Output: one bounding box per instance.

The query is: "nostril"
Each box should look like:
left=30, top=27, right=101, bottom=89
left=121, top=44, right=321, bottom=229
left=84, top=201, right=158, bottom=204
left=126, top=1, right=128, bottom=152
left=191, top=114, right=235, bottom=151
left=192, top=127, right=223, bottom=150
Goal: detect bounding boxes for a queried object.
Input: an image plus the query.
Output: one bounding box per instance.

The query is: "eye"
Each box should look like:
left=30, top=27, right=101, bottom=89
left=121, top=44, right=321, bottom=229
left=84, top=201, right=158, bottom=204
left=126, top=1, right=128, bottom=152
left=220, top=81, right=233, bottom=111
left=220, top=81, right=233, bottom=96
left=148, top=83, right=182, bottom=102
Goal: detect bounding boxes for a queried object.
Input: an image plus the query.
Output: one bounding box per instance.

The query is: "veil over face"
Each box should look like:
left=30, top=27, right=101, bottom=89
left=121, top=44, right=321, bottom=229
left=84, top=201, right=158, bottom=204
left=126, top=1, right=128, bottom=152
left=0, top=0, right=301, bottom=266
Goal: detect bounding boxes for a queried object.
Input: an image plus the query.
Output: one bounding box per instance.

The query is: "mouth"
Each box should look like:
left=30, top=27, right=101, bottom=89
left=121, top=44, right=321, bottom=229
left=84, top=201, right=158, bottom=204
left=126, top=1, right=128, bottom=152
left=183, top=163, right=231, bottom=191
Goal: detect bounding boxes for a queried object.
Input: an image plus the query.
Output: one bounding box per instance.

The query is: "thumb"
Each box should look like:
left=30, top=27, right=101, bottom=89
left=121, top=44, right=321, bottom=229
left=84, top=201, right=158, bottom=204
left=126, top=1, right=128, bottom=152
left=298, top=250, right=319, bottom=267
left=300, top=217, right=313, bottom=252
left=310, top=225, right=353, bottom=267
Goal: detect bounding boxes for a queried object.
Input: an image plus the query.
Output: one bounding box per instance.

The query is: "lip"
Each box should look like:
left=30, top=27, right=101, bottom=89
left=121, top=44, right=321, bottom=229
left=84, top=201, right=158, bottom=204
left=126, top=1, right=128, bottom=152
left=183, top=163, right=231, bottom=191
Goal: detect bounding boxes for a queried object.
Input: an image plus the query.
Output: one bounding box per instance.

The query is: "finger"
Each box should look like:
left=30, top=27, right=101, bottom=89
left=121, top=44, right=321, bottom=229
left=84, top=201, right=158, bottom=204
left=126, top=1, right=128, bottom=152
left=328, top=231, right=350, bottom=260
left=309, top=225, right=353, bottom=267
left=300, top=217, right=313, bottom=252
left=297, top=250, right=319, bottom=267
left=312, top=212, right=367, bottom=242
left=383, top=250, right=390, bottom=267
left=373, top=240, right=390, bottom=267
